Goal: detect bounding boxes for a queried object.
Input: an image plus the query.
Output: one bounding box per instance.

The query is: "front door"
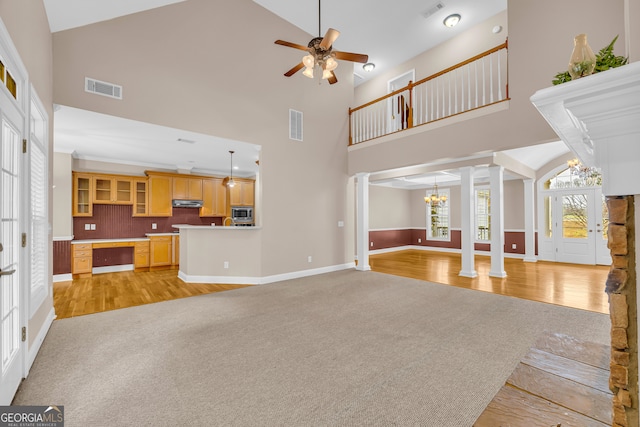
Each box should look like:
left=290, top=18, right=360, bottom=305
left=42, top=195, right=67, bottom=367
left=0, top=107, right=23, bottom=405
left=554, top=188, right=610, bottom=265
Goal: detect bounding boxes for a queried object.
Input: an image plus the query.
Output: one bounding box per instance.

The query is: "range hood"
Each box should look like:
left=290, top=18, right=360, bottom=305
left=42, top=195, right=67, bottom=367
left=172, top=199, right=203, bottom=208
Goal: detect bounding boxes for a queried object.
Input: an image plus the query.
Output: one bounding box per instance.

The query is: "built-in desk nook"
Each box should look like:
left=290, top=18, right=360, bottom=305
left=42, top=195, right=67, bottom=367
left=71, top=234, right=180, bottom=278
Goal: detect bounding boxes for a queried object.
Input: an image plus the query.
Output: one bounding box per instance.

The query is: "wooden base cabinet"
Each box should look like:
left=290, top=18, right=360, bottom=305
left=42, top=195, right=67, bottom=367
left=134, top=241, right=150, bottom=269
left=150, top=236, right=172, bottom=267
left=71, top=243, right=92, bottom=277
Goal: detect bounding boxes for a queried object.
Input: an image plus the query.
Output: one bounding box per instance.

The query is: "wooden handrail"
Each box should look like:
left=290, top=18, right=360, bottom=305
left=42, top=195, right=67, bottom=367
left=349, top=41, right=508, bottom=115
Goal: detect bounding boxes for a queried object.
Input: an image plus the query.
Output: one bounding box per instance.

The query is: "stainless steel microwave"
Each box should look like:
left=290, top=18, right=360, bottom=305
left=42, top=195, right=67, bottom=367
left=231, top=206, right=253, bottom=223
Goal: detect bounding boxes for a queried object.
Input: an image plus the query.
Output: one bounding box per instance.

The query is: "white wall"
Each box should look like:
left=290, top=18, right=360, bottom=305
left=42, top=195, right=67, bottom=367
left=369, top=186, right=412, bottom=229
left=53, top=153, right=72, bottom=237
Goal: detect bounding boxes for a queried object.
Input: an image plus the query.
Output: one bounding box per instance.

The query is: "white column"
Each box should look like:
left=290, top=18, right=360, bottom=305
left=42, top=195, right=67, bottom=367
left=523, top=179, right=537, bottom=262
left=489, top=166, right=507, bottom=278
left=459, top=166, right=477, bottom=278
left=355, top=172, right=371, bottom=271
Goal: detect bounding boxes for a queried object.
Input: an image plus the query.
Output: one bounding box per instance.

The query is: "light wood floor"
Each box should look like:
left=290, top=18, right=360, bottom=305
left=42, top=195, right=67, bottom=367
left=370, top=249, right=610, bottom=314
left=55, top=250, right=609, bottom=319
left=54, top=268, right=251, bottom=319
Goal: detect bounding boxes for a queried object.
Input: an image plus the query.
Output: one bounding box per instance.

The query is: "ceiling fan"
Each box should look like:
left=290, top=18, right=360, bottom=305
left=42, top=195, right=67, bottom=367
left=274, top=0, right=369, bottom=85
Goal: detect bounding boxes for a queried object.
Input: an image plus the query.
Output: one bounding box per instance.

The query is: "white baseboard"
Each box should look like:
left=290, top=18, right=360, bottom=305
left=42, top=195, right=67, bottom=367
left=259, top=262, right=356, bottom=284
left=371, top=245, right=527, bottom=259
left=25, top=306, right=56, bottom=377
left=92, top=264, right=134, bottom=275
left=177, top=262, right=356, bottom=285
left=53, top=273, right=73, bottom=283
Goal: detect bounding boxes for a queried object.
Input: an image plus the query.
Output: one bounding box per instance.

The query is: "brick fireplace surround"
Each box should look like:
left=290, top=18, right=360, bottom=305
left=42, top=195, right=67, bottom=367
left=607, top=196, right=637, bottom=426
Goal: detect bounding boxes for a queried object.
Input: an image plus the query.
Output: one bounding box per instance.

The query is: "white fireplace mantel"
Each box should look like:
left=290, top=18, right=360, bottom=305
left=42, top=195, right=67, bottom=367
left=530, top=61, right=640, bottom=196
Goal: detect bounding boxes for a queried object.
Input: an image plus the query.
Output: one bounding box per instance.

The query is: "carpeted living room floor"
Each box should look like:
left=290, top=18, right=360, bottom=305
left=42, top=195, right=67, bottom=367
left=13, top=270, right=610, bottom=426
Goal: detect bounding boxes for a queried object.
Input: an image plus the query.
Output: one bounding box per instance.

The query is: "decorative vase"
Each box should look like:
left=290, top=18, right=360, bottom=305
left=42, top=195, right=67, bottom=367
left=568, top=33, right=596, bottom=79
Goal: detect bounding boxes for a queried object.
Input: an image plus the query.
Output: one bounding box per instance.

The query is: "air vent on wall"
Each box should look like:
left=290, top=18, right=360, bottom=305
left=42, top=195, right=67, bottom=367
left=289, top=109, right=303, bottom=141
left=422, top=2, right=445, bottom=19
left=85, top=77, right=123, bottom=100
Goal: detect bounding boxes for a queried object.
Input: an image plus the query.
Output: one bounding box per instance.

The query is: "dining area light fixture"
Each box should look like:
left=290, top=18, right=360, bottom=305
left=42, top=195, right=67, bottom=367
left=226, top=150, right=235, bottom=188
left=362, top=62, right=375, bottom=72
left=424, top=178, right=447, bottom=205
left=443, top=13, right=461, bottom=28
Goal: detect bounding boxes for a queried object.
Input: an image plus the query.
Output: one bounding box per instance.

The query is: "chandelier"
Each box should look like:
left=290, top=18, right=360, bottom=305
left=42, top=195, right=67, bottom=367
left=567, top=158, right=600, bottom=186
left=424, top=178, right=447, bottom=205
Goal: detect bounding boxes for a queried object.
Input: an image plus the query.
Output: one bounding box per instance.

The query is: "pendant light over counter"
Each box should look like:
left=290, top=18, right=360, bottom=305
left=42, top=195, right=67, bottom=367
left=227, top=150, right=235, bottom=188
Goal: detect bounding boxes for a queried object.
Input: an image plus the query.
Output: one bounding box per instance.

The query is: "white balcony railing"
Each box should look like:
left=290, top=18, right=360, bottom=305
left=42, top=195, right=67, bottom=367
left=349, top=41, right=509, bottom=145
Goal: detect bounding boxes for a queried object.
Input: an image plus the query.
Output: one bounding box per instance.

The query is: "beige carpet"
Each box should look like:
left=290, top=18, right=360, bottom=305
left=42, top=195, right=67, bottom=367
left=14, top=270, right=610, bottom=426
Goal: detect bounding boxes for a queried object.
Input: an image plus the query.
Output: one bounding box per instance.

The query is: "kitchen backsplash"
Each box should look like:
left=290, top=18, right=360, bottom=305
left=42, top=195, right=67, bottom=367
left=73, top=204, right=222, bottom=240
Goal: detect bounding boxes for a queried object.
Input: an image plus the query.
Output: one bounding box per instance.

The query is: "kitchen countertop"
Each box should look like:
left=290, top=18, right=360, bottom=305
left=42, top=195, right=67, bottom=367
left=172, top=225, right=261, bottom=230
left=71, top=237, right=150, bottom=244
left=145, top=232, right=179, bottom=236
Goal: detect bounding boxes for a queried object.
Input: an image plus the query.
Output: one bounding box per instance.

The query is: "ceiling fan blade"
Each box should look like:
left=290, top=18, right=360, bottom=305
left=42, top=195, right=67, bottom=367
left=275, top=40, right=309, bottom=51
left=319, top=28, right=340, bottom=50
left=284, top=62, right=305, bottom=77
left=328, top=71, right=338, bottom=85
left=334, top=51, right=369, bottom=63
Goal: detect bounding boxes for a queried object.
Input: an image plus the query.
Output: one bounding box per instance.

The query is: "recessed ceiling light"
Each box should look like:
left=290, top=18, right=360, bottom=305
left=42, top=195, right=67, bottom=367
left=443, top=13, right=461, bottom=28
left=363, top=63, right=375, bottom=72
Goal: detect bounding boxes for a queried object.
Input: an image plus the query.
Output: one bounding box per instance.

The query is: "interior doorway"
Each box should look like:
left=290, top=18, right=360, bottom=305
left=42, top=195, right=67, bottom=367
left=387, top=70, right=415, bottom=133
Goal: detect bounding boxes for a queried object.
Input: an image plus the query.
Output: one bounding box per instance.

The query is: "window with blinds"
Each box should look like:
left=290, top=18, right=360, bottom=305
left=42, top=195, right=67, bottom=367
left=29, top=95, right=48, bottom=313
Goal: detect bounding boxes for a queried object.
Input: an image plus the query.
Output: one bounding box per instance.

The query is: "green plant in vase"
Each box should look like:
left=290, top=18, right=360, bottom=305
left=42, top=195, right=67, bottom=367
left=552, top=35, right=628, bottom=85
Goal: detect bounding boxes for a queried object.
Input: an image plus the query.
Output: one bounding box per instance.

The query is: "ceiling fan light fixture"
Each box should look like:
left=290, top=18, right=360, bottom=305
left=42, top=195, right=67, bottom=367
left=362, top=62, right=375, bottom=72
left=443, top=13, right=461, bottom=28
left=321, top=68, right=332, bottom=80
left=325, top=57, right=338, bottom=71
left=302, top=54, right=315, bottom=68
left=302, top=67, right=314, bottom=78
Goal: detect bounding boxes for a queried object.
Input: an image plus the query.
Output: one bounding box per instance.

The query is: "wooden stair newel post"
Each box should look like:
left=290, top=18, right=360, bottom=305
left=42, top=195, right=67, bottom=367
left=606, top=195, right=638, bottom=427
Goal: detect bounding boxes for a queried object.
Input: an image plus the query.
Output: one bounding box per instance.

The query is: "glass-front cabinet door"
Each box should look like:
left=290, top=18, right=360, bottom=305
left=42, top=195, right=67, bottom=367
left=72, top=172, right=93, bottom=216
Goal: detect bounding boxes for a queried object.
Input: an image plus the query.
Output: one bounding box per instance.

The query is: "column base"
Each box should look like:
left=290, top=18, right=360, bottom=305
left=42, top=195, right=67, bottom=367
left=489, top=270, right=507, bottom=278
left=459, top=270, right=478, bottom=278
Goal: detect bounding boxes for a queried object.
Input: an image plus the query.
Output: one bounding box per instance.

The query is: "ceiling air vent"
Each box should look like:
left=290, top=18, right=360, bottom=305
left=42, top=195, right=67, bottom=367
left=85, top=77, right=123, bottom=100
left=422, top=2, right=445, bottom=19
left=289, top=109, right=303, bottom=141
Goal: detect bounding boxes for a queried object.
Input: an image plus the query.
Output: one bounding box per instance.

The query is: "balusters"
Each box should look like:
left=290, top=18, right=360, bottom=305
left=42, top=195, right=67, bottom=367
left=348, top=42, right=508, bottom=145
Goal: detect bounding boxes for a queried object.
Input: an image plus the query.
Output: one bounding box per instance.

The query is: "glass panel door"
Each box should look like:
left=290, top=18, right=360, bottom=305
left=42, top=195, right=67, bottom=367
left=555, top=189, right=595, bottom=264
left=0, top=116, right=22, bottom=405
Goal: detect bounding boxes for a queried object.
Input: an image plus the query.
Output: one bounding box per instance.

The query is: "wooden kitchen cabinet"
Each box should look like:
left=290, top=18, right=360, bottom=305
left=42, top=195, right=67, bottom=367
left=150, top=236, right=172, bottom=267
left=93, top=175, right=133, bottom=204
left=72, top=172, right=93, bottom=216
left=148, top=174, right=172, bottom=217
left=134, top=241, right=150, bottom=269
left=133, top=179, right=148, bottom=216
left=173, top=177, right=203, bottom=200
left=173, top=235, right=180, bottom=266
left=200, top=178, right=227, bottom=217
left=228, top=179, right=254, bottom=206
left=71, top=243, right=92, bottom=276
